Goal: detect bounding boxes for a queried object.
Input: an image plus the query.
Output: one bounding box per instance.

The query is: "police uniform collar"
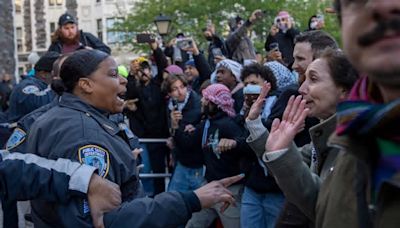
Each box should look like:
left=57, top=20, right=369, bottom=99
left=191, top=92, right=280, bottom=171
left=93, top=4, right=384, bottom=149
left=59, top=93, right=119, bottom=135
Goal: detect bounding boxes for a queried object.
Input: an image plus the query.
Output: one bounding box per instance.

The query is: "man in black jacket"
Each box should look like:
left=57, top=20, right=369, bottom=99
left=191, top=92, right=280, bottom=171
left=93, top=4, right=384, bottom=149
left=48, top=13, right=110, bottom=54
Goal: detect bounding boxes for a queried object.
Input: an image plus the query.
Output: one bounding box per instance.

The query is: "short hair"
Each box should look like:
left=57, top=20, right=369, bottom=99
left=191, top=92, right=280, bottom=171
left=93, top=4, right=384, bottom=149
left=295, top=30, right=339, bottom=59
left=60, top=49, right=109, bottom=92
left=319, top=48, right=358, bottom=91
left=240, top=63, right=277, bottom=92
left=161, top=74, right=188, bottom=94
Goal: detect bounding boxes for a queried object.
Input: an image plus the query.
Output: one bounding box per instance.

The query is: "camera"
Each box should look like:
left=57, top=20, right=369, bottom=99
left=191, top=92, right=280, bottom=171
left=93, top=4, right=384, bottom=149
left=136, top=33, right=155, bottom=43
left=176, top=38, right=193, bottom=50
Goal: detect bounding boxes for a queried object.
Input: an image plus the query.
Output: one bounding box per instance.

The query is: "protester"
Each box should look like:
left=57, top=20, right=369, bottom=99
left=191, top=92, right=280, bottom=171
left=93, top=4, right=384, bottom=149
left=176, top=83, right=250, bottom=228
left=164, top=33, right=190, bottom=70
left=211, top=59, right=244, bottom=113
left=162, top=74, right=204, bottom=193
left=307, top=15, right=325, bottom=31
left=238, top=63, right=285, bottom=228
left=246, top=49, right=359, bottom=227
left=203, top=22, right=228, bottom=70
left=48, top=13, right=110, bottom=54
left=265, top=11, right=300, bottom=67
left=182, top=38, right=212, bottom=93
left=225, top=9, right=264, bottom=64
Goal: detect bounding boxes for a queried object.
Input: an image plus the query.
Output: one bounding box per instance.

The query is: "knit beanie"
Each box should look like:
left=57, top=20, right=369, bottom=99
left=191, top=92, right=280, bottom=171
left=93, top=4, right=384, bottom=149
left=165, top=65, right=183, bottom=75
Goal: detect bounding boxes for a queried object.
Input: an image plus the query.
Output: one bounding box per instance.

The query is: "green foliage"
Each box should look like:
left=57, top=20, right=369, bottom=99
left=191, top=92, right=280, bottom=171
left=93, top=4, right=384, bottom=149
left=114, top=0, right=341, bottom=54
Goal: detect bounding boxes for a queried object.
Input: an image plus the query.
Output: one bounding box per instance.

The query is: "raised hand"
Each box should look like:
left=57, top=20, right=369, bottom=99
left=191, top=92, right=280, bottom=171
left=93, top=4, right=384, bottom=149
left=194, top=174, right=244, bottom=212
left=265, top=95, right=309, bottom=152
left=246, top=82, right=271, bottom=121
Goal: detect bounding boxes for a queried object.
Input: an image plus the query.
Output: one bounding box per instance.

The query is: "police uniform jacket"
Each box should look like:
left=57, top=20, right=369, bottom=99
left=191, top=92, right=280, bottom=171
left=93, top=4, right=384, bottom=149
left=7, top=77, right=55, bottom=123
left=26, top=92, right=201, bottom=228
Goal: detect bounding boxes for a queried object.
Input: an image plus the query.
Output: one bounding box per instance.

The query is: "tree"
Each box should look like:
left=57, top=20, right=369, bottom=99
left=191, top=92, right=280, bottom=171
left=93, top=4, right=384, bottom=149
left=115, top=0, right=340, bottom=54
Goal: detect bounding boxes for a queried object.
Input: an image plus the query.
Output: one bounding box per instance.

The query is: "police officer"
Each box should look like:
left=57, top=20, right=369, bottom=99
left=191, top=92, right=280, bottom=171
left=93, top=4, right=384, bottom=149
left=25, top=49, right=242, bottom=228
left=7, top=51, right=59, bottom=123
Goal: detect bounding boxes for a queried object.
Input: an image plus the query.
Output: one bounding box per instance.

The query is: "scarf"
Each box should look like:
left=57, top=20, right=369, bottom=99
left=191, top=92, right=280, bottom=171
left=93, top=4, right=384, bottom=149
left=336, top=76, right=400, bottom=196
left=168, top=91, right=191, bottom=112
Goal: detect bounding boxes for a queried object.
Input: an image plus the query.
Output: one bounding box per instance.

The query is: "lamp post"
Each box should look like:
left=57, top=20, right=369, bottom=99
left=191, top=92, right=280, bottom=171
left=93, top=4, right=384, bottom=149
left=154, top=14, right=171, bottom=37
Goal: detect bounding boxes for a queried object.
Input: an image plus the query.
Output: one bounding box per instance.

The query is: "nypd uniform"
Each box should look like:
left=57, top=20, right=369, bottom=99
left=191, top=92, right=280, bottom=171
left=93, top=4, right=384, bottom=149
left=7, top=76, right=55, bottom=123
left=0, top=150, right=96, bottom=205
left=26, top=93, right=200, bottom=227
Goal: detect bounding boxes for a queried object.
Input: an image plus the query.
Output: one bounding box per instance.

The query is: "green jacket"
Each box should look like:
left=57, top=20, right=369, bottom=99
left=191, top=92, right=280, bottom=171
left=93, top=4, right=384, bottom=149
left=246, top=115, right=339, bottom=227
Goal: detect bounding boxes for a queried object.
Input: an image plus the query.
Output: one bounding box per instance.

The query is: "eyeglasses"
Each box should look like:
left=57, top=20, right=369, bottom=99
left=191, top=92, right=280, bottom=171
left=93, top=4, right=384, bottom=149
left=276, top=17, right=288, bottom=23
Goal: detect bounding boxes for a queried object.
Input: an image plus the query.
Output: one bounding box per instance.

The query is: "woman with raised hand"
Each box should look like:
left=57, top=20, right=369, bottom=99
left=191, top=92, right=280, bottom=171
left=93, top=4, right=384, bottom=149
left=245, top=49, right=358, bottom=226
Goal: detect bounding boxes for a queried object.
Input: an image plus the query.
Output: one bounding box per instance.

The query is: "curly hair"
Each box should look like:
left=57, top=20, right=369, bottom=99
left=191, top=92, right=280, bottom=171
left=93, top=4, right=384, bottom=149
left=240, top=63, right=277, bottom=92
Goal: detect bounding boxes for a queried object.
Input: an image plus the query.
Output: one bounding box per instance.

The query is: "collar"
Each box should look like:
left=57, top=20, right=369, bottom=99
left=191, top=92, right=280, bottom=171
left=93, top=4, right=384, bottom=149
left=309, top=114, right=336, bottom=156
left=59, top=93, right=119, bottom=136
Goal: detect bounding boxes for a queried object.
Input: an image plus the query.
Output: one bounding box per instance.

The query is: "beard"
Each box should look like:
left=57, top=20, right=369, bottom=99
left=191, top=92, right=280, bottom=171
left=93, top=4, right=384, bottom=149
left=59, top=29, right=80, bottom=45
left=202, top=103, right=218, bottom=117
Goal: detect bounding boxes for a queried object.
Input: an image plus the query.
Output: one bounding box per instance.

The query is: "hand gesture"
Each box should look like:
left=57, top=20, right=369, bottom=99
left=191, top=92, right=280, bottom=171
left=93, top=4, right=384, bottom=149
left=249, top=9, right=264, bottom=23
left=88, top=175, right=121, bottom=228
left=265, top=95, right=309, bottom=152
left=194, top=174, right=244, bottom=212
left=246, top=82, right=271, bottom=121
left=270, top=25, right=279, bottom=36
left=217, top=138, right=237, bottom=152
left=182, top=38, right=200, bottom=55
left=171, top=110, right=183, bottom=129
left=184, top=124, right=196, bottom=133
left=124, top=98, right=139, bottom=112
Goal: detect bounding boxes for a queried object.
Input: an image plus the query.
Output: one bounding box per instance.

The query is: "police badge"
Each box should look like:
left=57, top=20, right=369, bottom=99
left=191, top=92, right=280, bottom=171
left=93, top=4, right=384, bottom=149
left=78, top=145, right=110, bottom=178
left=6, top=128, right=27, bottom=150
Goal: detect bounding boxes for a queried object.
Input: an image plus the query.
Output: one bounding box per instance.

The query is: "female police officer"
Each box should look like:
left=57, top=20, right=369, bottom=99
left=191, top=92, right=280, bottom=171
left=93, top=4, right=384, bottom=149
left=25, top=49, right=242, bottom=228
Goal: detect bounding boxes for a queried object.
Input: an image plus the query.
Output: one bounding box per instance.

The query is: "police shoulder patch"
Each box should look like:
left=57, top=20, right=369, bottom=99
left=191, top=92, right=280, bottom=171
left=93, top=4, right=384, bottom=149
left=6, top=128, right=27, bottom=150
left=22, top=85, right=40, bottom=95
left=78, top=145, right=110, bottom=178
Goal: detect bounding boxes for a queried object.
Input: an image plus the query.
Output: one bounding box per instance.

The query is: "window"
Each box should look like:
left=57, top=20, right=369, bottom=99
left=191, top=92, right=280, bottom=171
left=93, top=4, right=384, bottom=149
left=49, top=0, right=63, bottom=6
left=56, top=0, right=63, bottom=5
left=15, top=0, right=22, bottom=13
left=97, top=19, right=103, bottom=42
left=49, top=0, right=55, bottom=6
left=16, top=27, right=23, bottom=52
left=50, top=22, right=56, bottom=34
left=106, top=18, right=124, bottom=44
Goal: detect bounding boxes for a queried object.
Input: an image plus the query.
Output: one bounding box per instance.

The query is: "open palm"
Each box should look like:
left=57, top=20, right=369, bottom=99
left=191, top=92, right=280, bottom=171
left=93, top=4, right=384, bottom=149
left=247, top=82, right=271, bottom=121
left=265, top=95, right=309, bottom=152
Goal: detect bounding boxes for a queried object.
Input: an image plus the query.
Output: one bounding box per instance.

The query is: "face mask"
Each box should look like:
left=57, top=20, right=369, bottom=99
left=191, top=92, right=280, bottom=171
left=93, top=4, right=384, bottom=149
left=310, top=21, right=318, bottom=30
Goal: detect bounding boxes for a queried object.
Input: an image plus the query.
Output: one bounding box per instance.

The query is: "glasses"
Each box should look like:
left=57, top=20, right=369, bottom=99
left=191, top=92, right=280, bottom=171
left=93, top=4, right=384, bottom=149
left=276, top=17, right=288, bottom=23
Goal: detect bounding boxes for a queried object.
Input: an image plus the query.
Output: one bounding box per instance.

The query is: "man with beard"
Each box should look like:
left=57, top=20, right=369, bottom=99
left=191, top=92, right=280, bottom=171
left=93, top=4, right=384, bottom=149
left=48, top=13, right=110, bottom=54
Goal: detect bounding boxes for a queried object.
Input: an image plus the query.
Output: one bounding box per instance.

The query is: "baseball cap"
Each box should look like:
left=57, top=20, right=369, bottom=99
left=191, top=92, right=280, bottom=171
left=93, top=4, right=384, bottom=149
left=34, top=52, right=60, bottom=72
left=58, top=13, right=76, bottom=26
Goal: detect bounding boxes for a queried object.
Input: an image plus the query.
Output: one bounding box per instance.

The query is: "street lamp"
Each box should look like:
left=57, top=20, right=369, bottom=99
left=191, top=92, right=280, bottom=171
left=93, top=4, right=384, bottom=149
left=154, top=14, right=171, bottom=36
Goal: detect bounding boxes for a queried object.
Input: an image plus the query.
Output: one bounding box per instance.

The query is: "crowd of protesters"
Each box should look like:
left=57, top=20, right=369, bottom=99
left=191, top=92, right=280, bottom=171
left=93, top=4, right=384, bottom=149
left=1, top=0, right=400, bottom=227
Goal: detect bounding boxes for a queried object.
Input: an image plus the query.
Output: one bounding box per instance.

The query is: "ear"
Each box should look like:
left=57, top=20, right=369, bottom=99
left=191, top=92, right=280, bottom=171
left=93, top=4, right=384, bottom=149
left=77, top=78, right=94, bottom=94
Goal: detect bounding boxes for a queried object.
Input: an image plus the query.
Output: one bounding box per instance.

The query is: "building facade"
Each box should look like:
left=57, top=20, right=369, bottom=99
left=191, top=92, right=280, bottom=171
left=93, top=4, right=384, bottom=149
left=14, top=0, right=138, bottom=77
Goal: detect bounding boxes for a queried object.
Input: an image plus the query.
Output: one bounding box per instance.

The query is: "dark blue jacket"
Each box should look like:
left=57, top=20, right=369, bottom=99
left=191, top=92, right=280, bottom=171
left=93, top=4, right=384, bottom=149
left=169, top=91, right=203, bottom=168
left=26, top=93, right=200, bottom=227
left=0, top=150, right=96, bottom=203
left=175, top=111, right=250, bottom=182
left=7, top=77, right=55, bottom=123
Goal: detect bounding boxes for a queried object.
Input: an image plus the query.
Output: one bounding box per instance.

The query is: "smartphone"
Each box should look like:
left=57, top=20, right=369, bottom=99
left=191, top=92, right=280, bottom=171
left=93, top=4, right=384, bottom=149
left=176, top=38, right=193, bottom=49
left=136, top=33, right=155, bottom=43
left=211, top=48, right=223, bottom=57
left=269, top=42, right=280, bottom=52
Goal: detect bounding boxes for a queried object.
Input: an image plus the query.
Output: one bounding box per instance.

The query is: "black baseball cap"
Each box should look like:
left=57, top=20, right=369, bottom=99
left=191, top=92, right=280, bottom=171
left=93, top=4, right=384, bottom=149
left=58, top=13, right=76, bottom=26
left=34, top=52, right=60, bottom=72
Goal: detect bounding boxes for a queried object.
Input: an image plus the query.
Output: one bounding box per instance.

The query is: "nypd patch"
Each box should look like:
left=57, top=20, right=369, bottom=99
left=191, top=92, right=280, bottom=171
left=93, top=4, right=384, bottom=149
left=22, top=85, right=40, bottom=95
left=78, top=145, right=110, bottom=178
left=6, top=128, right=27, bottom=150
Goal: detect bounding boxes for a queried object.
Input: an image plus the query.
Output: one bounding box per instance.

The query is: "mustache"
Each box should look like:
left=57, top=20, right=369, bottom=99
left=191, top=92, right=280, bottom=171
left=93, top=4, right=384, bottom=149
left=358, top=18, right=400, bottom=47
